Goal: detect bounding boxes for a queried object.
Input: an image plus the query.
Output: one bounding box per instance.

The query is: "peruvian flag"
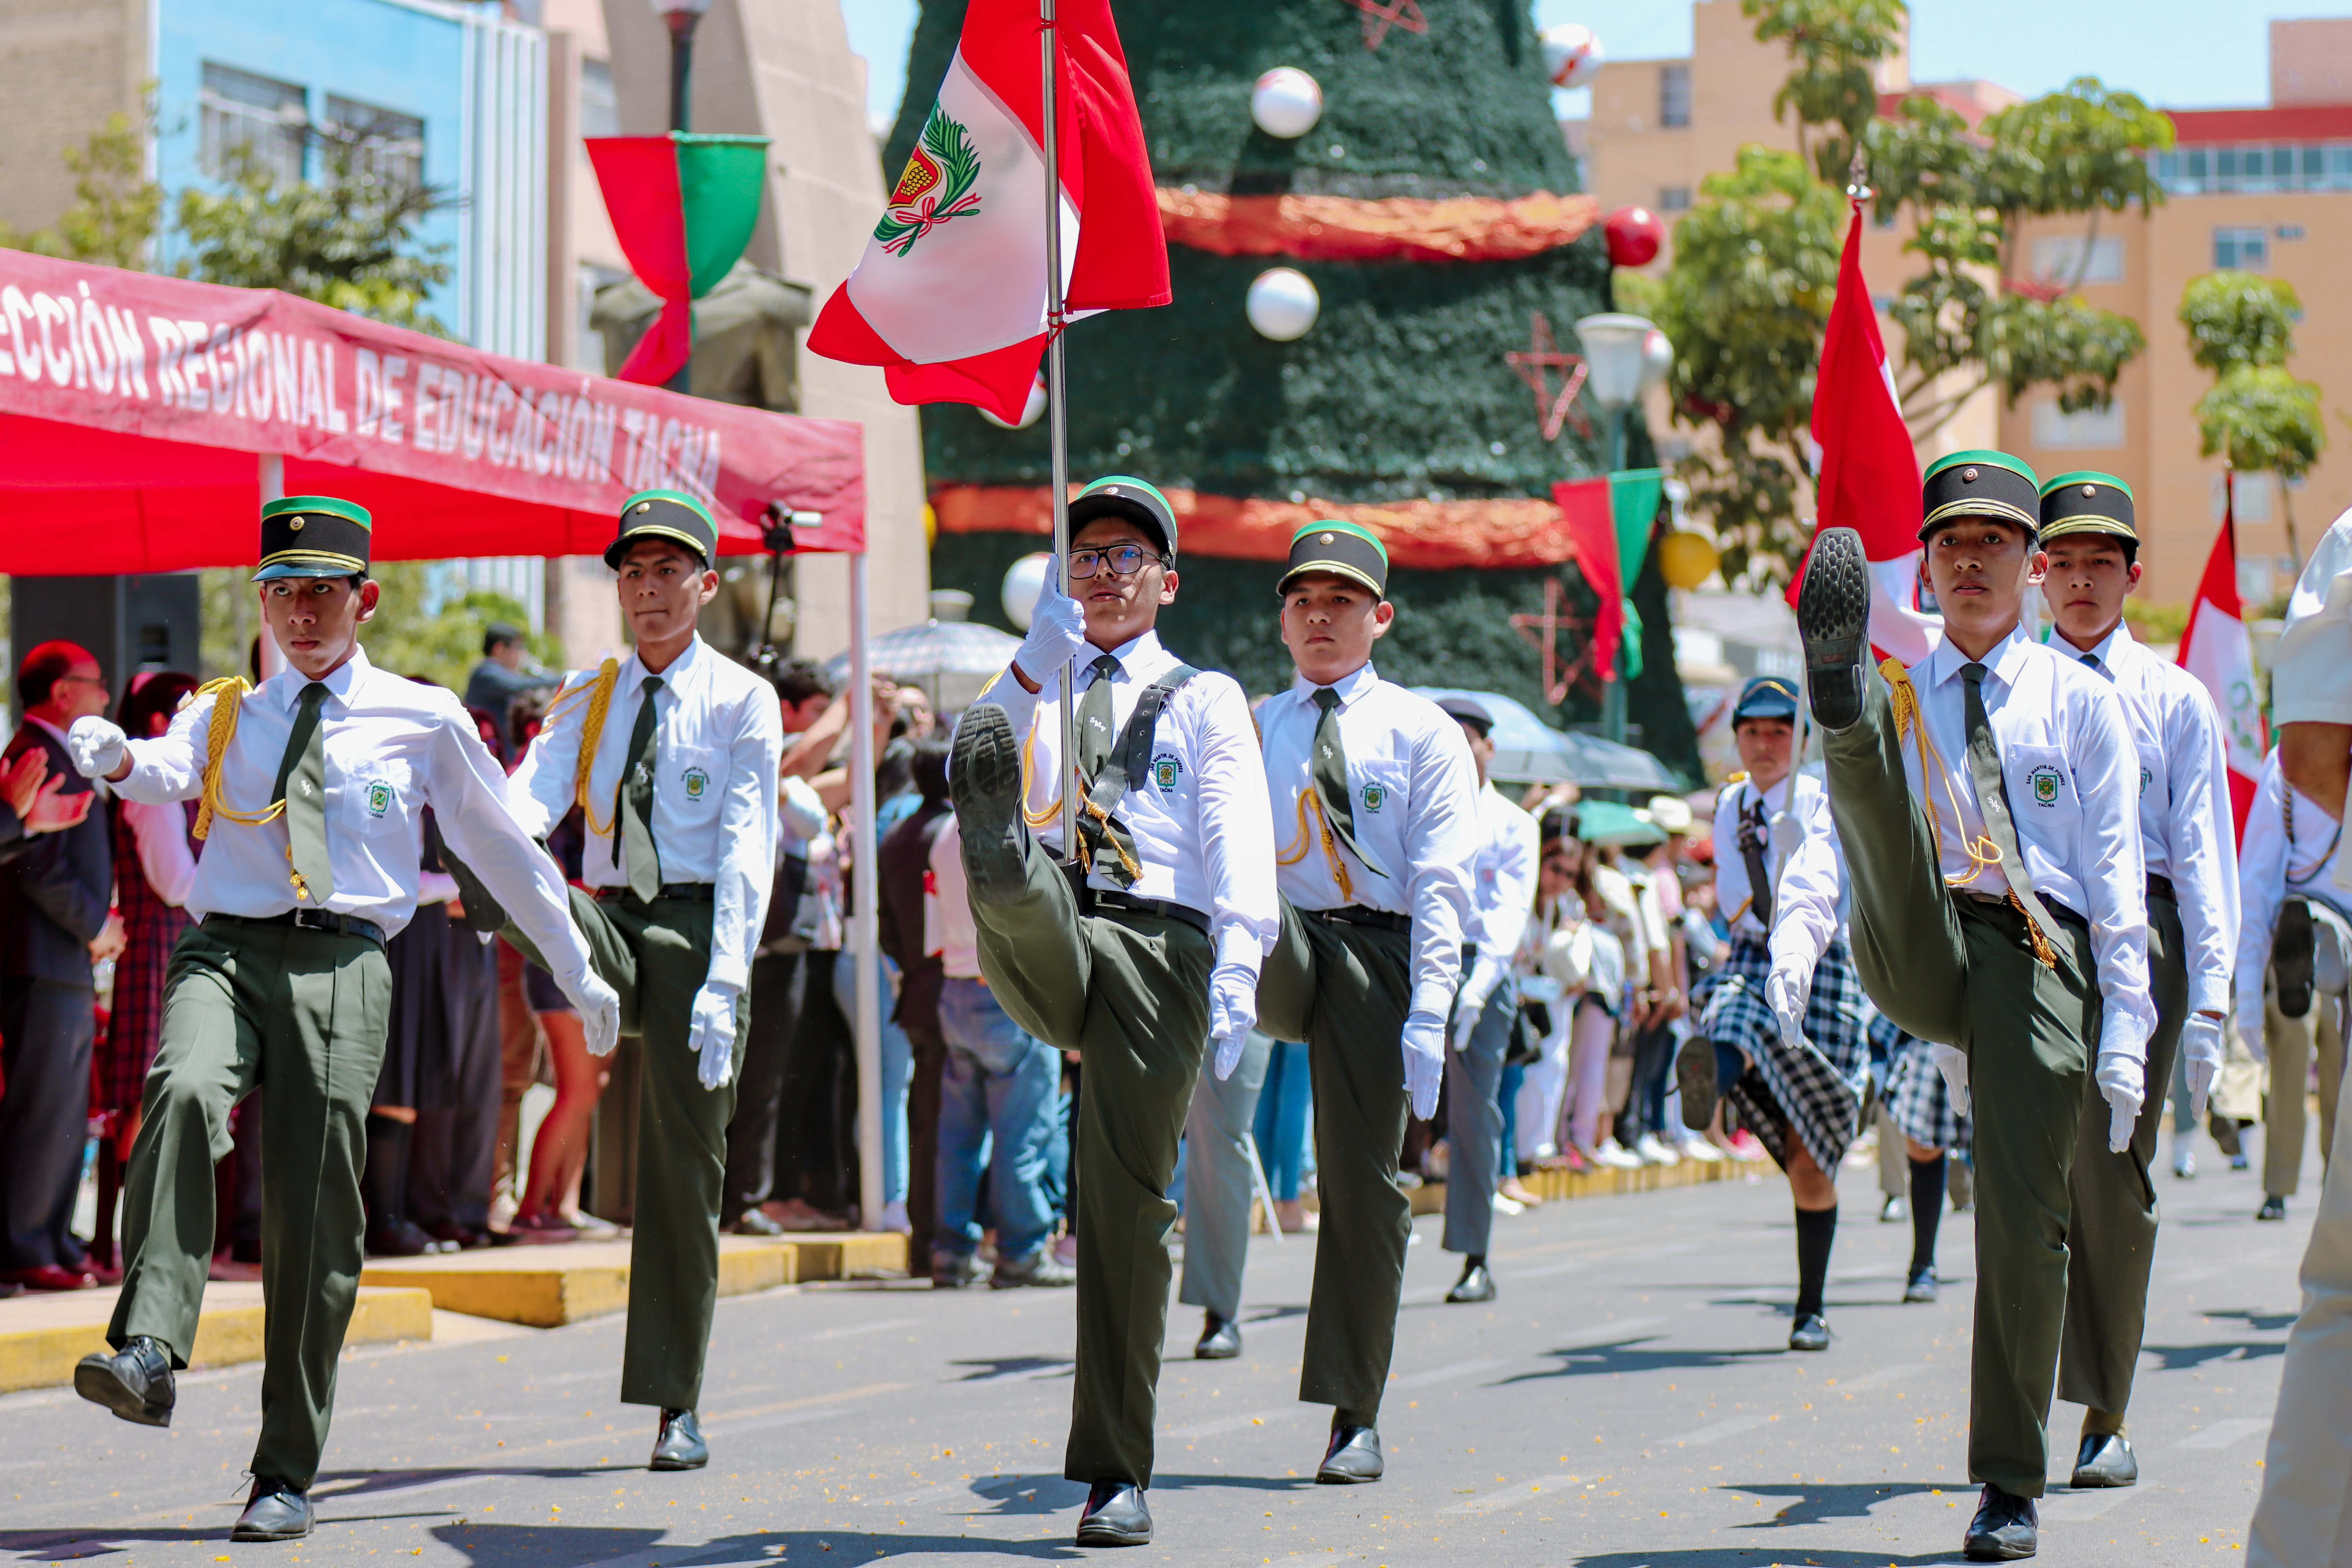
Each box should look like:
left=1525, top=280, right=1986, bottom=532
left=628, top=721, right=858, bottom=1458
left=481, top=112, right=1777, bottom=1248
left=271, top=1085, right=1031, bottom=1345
left=2178, top=481, right=2270, bottom=840
left=1792, top=201, right=1938, bottom=665
left=805, top=0, right=1170, bottom=424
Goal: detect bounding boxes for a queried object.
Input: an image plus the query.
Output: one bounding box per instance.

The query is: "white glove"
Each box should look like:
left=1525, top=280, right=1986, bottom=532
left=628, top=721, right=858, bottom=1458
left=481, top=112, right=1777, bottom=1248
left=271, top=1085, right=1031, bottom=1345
left=2095, top=1050, right=2144, bottom=1154
left=2182, top=1012, right=2226, bottom=1119
left=1763, top=959, right=1812, bottom=1050
left=67, top=716, right=126, bottom=781
left=1451, top=954, right=1509, bottom=1052
left=1402, top=1010, right=1446, bottom=1120
left=1207, top=963, right=1258, bottom=1081
left=690, top=981, right=742, bottom=1091
left=1014, top=560, right=1087, bottom=688
left=1933, top=1042, right=1970, bottom=1119
left=574, top=971, right=622, bottom=1058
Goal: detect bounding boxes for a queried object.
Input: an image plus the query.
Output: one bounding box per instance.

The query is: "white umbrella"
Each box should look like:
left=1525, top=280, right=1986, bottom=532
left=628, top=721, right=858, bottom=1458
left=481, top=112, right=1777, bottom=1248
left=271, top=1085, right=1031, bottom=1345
left=1412, top=687, right=1681, bottom=791
left=826, top=618, right=1021, bottom=714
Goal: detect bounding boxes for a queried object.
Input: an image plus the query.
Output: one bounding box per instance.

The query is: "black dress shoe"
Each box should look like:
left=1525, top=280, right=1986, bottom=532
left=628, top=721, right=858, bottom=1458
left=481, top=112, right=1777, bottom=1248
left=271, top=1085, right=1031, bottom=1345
left=1195, top=1313, right=1242, bottom=1359
left=1796, top=526, right=1872, bottom=732
left=366, top=1217, right=450, bottom=1257
left=949, top=704, right=1031, bottom=902
left=2070, top=1431, right=2137, bottom=1488
left=1904, top=1270, right=1939, bottom=1304
left=650, top=1408, right=708, bottom=1470
left=230, top=1476, right=312, bottom=1541
left=1674, top=1035, right=1719, bottom=1131
left=73, top=1335, right=174, bottom=1427
left=2258, top=1195, right=2287, bottom=1221
left=1446, top=1261, right=1497, bottom=1303
left=1075, top=1479, right=1152, bottom=1545
left=930, top=1250, right=987, bottom=1289
left=1317, top=1423, right=1383, bottom=1483
left=1788, top=1313, right=1830, bottom=1351
left=2275, top=897, right=2316, bottom=1018
left=731, top=1208, right=786, bottom=1237
left=1962, top=1483, right=2038, bottom=1560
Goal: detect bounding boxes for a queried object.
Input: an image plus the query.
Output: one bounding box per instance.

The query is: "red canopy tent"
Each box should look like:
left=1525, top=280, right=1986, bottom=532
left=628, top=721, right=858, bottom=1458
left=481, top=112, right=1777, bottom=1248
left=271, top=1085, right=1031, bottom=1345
left=0, top=250, right=864, bottom=571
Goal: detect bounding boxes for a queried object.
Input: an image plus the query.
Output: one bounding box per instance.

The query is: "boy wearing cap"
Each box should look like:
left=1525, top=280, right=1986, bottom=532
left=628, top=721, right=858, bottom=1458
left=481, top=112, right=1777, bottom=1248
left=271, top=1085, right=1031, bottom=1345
left=504, top=489, right=784, bottom=1475
left=1674, top=675, right=1868, bottom=1353
left=64, top=497, right=620, bottom=1543
left=1432, top=694, right=1539, bottom=1305
left=1798, top=450, right=2153, bottom=1561
left=1254, top=521, right=1478, bottom=1485
left=949, top=476, right=1277, bottom=1546
left=2037, top=472, right=2238, bottom=1489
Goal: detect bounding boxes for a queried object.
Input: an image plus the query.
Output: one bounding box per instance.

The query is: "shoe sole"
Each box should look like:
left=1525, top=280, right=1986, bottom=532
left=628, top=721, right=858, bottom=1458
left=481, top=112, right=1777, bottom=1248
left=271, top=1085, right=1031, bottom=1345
left=1795, top=527, right=1872, bottom=732
left=648, top=1453, right=708, bottom=1471
left=949, top=704, right=1031, bottom=904
left=1962, top=1536, right=2038, bottom=1561
left=1904, top=1287, right=1937, bottom=1304
left=1074, top=1521, right=1152, bottom=1546
left=1195, top=1343, right=1241, bottom=1360
left=2275, top=898, right=2315, bottom=1017
left=229, top=1519, right=311, bottom=1542
left=1674, top=1036, right=1718, bottom=1132
left=73, top=1360, right=171, bottom=1428
left=2067, top=1469, right=2135, bottom=1489
left=1315, top=1466, right=1383, bottom=1484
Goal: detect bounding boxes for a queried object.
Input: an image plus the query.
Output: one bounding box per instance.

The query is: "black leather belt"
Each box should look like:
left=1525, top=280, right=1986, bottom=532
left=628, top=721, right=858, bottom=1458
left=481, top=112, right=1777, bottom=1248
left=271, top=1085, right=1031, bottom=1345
left=2147, top=874, right=2176, bottom=904
left=209, top=908, right=387, bottom=947
left=1309, top=904, right=1411, bottom=934
left=1092, top=890, right=1210, bottom=936
left=597, top=882, right=715, bottom=903
left=1955, top=887, right=2086, bottom=927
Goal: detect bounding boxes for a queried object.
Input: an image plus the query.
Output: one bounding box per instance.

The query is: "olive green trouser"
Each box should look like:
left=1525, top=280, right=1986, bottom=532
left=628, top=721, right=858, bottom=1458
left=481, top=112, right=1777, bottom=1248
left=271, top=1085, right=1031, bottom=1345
left=2265, top=972, right=2346, bottom=1199
left=1824, top=671, right=2101, bottom=1500
left=509, top=887, right=744, bottom=1411
left=109, top=917, right=391, bottom=1490
left=2058, top=889, right=2187, bottom=1421
left=967, top=841, right=1210, bottom=1490
left=1256, top=900, right=1413, bottom=1425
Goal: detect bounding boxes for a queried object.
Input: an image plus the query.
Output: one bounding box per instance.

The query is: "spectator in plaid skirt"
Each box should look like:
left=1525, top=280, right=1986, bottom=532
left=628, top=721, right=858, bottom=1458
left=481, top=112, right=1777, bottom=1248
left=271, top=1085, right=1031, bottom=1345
left=1675, top=677, right=1868, bottom=1354
left=1870, top=1010, right=1970, bottom=1304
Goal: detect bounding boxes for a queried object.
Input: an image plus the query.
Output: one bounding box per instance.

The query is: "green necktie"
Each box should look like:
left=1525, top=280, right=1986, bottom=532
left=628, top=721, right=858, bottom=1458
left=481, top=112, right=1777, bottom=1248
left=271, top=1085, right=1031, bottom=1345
left=617, top=675, right=665, bottom=902
left=1310, top=686, right=1388, bottom=883
left=271, top=681, right=333, bottom=904
left=1074, top=654, right=1143, bottom=883
left=1958, top=662, right=2057, bottom=955
left=1076, top=654, right=1120, bottom=779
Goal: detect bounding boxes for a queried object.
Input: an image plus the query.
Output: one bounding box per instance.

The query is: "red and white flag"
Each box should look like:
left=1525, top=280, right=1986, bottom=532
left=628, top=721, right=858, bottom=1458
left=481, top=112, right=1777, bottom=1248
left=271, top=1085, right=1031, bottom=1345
left=805, top=0, right=1170, bottom=423
left=2178, top=482, right=2269, bottom=841
left=1793, top=202, right=1938, bottom=664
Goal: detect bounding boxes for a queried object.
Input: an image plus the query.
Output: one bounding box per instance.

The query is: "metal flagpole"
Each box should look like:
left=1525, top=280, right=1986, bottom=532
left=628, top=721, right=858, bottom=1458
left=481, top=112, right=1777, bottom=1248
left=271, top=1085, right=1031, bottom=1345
left=849, top=550, right=885, bottom=1230
left=256, top=453, right=288, bottom=679
left=1040, top=0, right=1078, bottom=860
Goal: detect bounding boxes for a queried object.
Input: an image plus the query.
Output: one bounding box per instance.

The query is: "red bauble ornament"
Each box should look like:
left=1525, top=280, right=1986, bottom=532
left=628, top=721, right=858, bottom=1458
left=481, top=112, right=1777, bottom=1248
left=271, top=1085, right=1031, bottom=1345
left=1603, top=205, right=1664, bottom=268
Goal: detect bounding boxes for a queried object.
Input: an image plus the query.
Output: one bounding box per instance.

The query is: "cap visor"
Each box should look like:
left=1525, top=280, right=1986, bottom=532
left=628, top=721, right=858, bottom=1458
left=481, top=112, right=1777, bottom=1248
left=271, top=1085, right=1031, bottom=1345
left=251, top=558, right=360, bottom=582
left=1278, top=563, right=1385, bottom=597
left=605, top=526, right=713, bottom=569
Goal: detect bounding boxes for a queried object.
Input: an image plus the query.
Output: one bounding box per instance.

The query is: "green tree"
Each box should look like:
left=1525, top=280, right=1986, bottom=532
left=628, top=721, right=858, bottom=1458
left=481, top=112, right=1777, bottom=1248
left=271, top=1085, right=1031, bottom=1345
left=1744, top=0, right=1908, bottom=185
left=0, top=106, right=166, bottom=268
left=2181, top=269, right=2302, bottom=374
left=362, top=575, right=560, bottom=693
left=2180, top=271, right=2324, bottom=561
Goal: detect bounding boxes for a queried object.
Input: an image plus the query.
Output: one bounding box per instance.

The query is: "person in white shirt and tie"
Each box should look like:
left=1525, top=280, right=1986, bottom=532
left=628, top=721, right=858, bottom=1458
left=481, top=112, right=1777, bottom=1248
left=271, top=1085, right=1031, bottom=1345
left=1797, top=450, right=2153, bottom=1562
left=1430, top=695, right=1539, bottom=1306
left=1252, top=521, right=1479, bottom=1488
left=64, top=496, right=619, bottom=1544
left=2035, top=471, right=2239, bottom=1491
left=1675, top=676, right=1868, bottom=1352
left=948, top=476, right=1277, bottom=1548
left=504, top=490, right=785, bottom=1477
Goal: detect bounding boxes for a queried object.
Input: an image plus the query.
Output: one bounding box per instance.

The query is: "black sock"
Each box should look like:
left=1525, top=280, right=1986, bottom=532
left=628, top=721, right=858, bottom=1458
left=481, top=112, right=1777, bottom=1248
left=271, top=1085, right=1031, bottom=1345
left=1713, top=1039, right=1744, bottom=1088
left=1792, top=1204, right=1838, bottom=1319
left=1464, top=1253, right=1485, bottom=1271
left=1909, top=1153, right=1947, bottom=1278
left=363, top=1114, right=411, bottom=1231
left=1332, top=1405, right=1378, bottom=1430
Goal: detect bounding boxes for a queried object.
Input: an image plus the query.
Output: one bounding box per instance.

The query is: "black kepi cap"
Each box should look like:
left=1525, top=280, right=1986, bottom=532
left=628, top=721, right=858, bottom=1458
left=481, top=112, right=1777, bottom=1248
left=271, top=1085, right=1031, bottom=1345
left=1731, top=675, right=1799, bottom=722
left=1068, top=475, right=1179, bottom=557
left=607, top=488, right=718, bottom=568
left=2036, top=471, right=2137, bottom=544
left=253, top=496, right=373, bottom=581
left=1919, top=450, right=2041, bottom=542
left=1279, top=519, right=1389, bottom=597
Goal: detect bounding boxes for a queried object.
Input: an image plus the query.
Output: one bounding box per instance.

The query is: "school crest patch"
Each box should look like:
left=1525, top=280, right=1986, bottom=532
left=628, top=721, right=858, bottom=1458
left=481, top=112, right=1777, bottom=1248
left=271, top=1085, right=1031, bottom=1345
left=683, top=766, right=710, bottom=801
left=2028, top=765, right=2063, bottom=807
left=365, top=781, right=392, bottom=818
left=1361, top=781, right=1386, bottom=812
left=1151, top=752, right=1182, bottom=791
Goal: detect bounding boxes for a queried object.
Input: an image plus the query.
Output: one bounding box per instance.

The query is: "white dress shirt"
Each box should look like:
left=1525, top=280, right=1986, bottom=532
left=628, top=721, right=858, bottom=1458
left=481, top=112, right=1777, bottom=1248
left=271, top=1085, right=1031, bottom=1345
left=927, top=814, right=981, bottom=980
left=1467, top=782, right=1540, bottom=961
left=1899, top=622, right=2154, bottom=1064
left=509, top=635, right=784, bottom=993
left=1260, top=661, right=1480, bottom=1020
left=1711, top=767, right=1849, bottom=974
left=975, top=629, right=1279, bottom=977
left=2233, top=748, right=2347, bottom=1036
left=115, top=647, right=594, bottom=998
left=123, top=800, right=198, bottom=908
left=2062, top=621, right=2240, bottom=1019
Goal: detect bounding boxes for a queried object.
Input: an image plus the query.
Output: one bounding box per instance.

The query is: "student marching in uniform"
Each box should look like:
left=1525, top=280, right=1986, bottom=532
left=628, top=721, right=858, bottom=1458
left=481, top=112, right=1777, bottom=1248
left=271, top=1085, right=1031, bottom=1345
left=1798, top=452, right=2154, bottom=1562
left=65, top=498, right=619, bottom=1543
left=1870, top=1011, right=1972, bottom=1300
left=1253, top=522, right=1479, bottom=1485
left=505, top=490, right=785, bottom=1475
left=948, top=477, right=1277, bottom=1547
left=1434, top=696, right=1540, bottom=1305
left=2036, top=473, right=2238, bottom=1489
left=1674, top=676, right=1867, bottom=1352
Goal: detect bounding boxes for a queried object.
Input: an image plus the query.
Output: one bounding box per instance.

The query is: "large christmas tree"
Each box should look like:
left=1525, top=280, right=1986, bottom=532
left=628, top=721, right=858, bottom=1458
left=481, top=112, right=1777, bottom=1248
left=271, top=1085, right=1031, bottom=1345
left=897, top=0, right=1696, bottom=778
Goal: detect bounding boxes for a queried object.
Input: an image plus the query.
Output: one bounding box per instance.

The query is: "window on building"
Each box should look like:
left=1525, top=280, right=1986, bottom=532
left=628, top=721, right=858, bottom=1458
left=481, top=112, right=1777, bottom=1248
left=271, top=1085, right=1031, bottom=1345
left=323, top=95, right=425, bottom=190
left=1658, top=185, right=1691, bottom=212
left=2031, top=398, right=2126, bottom=450
left=2214, top=226, right=2270, bottom=269
left=1659, top=64, right=1692, bottom=129
left=199, top=63, right=307, bottom=184
left=2028, top=234, right=2124, bottom=286
left=2214, top=472, right=2275, bottom=523
left=581, top=58, right=619, bottom=141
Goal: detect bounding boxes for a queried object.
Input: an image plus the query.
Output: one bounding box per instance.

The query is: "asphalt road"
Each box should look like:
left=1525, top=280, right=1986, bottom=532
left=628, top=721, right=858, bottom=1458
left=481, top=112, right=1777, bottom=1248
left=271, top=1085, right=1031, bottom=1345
left=0, top=1137, right=2314, bottom=1566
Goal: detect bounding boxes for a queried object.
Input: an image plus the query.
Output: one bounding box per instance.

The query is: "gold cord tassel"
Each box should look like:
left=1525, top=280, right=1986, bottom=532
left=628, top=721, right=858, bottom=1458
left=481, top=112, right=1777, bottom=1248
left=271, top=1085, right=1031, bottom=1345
left=189, top=676, right=287, bottom=841
left=544, top=659, right=622, bottom=837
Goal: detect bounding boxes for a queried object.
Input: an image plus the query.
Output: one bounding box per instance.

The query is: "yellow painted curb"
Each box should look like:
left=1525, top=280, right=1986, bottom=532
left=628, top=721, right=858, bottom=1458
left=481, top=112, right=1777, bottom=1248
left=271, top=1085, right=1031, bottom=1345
left=1406, top=1152, right=1759, bottom=1215
left=0, top=1285, right=433, bottom=1395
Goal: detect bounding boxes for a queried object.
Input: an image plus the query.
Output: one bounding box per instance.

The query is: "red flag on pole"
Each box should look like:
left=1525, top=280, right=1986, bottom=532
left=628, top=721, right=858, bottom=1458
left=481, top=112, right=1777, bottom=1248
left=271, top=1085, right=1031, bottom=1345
left=2178, top=474, right=2270, bottom=841
left=805, top=0, right=1170, bottom=423
left=1791, top=201, right=1938, bottom=663
left=1554, top=477, right=1623, bottom=682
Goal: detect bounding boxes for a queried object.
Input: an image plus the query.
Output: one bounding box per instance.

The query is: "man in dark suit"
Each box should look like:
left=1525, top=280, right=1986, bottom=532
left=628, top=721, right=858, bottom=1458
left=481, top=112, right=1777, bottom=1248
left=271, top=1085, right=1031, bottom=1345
left=0, top=641, right=119, bottom=1291
left=876, top=737, right=953, bottom=1254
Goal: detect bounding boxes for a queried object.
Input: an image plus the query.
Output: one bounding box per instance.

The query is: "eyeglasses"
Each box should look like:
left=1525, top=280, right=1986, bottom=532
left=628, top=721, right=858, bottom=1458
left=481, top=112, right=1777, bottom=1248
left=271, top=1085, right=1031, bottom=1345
left=1067, top=545, right=1166, bottom=580
left=58, top=674, right=106, bottom=689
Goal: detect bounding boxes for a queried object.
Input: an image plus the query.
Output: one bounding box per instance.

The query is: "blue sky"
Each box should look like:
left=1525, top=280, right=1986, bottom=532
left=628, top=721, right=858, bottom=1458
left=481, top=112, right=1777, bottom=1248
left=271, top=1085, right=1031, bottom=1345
left=842, top=1, right=2351, bottom=131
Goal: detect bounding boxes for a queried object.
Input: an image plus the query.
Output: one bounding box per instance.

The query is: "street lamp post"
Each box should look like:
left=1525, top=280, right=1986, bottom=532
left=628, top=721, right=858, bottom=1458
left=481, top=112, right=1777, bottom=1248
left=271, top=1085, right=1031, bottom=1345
left=1573, top=311, right=1659, bottom=744
left=650, top=0, right=713, bottom=394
